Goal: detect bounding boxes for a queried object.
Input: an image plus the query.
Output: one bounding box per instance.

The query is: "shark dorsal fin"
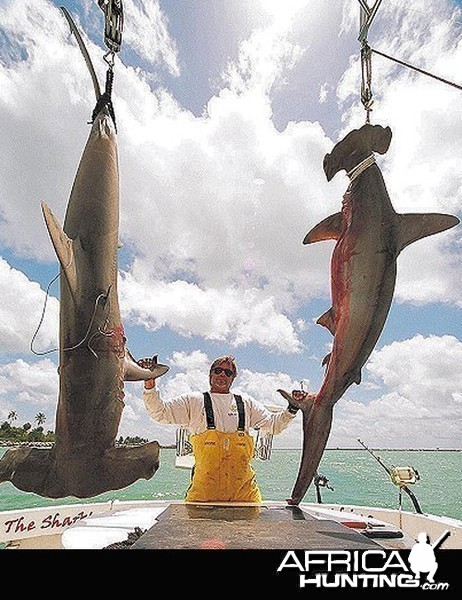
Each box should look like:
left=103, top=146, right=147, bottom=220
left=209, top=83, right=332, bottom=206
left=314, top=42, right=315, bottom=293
left=303, top=212, right=342, bottom=244
left=397, top=213, right=459, bottom=253
left=41, top=201, right=77, bottom=296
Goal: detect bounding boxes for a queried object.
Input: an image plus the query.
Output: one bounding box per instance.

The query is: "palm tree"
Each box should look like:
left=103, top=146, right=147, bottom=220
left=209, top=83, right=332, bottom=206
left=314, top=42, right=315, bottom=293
left=35, top=413, right=46, bottom=427
left=7, top=411, right=17, bottom=424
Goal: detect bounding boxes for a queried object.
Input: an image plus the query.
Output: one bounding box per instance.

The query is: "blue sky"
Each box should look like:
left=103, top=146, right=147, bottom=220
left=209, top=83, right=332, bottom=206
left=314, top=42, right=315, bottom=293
left=0, top=0, right=461, bottom=449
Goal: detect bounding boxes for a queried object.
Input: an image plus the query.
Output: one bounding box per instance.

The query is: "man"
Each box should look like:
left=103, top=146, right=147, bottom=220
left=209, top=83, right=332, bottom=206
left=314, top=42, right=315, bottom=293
left=138, top=355, right=313, bottom=503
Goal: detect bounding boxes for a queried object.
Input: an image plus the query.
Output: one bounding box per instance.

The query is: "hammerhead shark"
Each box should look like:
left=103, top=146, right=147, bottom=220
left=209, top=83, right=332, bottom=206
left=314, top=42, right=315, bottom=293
left=281, top=123, right=459, bottom=505
left=0, top=10, right=168, bottom=498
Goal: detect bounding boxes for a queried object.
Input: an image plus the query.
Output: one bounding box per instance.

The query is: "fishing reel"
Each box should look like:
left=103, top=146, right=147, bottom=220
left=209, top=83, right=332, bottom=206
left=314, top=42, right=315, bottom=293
left=314, top=473, right=334, bottom=504
left=390, top=466, right=420, bottom=487
left=314, top=473, right=334, bottom=490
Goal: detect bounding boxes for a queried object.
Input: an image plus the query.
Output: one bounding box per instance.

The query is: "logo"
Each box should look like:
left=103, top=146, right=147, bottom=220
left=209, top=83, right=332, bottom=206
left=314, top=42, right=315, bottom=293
left=277, top=534, right=451, bottom=591
left=407, top=531, right=451, bottom=591
left=228, top=401, right=238, bottom=417
left=409, top=532, right=438, bottom=583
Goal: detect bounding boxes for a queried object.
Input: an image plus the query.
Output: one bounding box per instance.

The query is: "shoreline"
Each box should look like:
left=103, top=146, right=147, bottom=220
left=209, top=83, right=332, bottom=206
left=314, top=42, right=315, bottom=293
left=0, top=442, right=461, bottom=451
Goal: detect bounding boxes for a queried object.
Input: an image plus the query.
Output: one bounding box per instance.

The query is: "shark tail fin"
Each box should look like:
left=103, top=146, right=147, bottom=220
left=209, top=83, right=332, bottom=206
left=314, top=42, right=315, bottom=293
left=41, top=201, right=77, bottom=295
left=397, top=213, right=459, bottom=253
left=123, top=348, right=170, bottom=381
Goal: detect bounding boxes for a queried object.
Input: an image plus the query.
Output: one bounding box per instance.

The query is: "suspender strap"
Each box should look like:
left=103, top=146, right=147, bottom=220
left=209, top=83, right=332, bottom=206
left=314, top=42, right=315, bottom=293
left=202, top=393, right=246, bottom=431
left=234, top=394, right=245, bottom=432
left=203, top=392, right=216, bottom=429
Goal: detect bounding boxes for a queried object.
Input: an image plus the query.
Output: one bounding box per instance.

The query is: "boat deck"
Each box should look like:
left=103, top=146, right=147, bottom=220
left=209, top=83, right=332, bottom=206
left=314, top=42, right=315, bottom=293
left=130, top=503, right=380, bottom=550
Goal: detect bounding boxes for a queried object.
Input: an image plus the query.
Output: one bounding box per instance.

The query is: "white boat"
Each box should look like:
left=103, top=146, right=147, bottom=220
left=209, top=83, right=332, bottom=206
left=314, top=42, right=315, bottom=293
left=1, top=499, right=461, bottom=550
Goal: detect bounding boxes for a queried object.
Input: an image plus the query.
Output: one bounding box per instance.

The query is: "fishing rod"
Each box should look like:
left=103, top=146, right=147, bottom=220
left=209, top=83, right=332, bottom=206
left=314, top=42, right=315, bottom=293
left=357, top=438, right=423, bottom=514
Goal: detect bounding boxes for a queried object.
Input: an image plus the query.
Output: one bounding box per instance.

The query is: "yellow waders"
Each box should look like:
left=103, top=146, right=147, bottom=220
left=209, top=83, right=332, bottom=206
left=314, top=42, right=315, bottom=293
left=185, top=393, right=262, bottom=503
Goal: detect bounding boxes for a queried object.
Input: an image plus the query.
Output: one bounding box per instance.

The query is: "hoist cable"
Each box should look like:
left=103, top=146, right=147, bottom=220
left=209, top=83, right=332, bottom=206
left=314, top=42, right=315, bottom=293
left=370, top=47, right=462, bottom=93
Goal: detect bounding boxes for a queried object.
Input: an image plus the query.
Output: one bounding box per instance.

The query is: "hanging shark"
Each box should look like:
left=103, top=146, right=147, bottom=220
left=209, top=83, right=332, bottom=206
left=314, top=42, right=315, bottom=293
left=0, top=9, right=168, bottom=498
left=281, top=123, right=459, bottom=505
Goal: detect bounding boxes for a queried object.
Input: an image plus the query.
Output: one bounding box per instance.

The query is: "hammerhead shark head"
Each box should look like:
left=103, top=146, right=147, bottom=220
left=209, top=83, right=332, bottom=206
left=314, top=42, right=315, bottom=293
left=281, top=123, right=459, bottom=505
left=0, top=10, right=168, bottom=498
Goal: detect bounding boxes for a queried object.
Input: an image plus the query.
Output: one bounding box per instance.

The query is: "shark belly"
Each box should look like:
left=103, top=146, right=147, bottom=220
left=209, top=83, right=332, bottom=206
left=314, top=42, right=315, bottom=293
left=322, top=214, right=397, bottom=404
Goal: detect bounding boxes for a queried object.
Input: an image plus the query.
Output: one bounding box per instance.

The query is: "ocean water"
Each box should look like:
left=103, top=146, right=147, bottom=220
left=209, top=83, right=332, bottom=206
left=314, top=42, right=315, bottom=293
left=0, top=448, right=461, bottom=520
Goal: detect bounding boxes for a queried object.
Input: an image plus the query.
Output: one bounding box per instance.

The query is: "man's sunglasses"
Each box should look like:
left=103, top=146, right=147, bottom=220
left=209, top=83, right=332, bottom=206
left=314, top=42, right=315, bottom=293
left=211, top=366, right=235, bottom=377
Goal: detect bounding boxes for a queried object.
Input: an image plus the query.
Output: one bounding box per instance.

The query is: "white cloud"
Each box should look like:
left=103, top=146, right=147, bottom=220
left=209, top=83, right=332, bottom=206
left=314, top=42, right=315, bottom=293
left=329, top=334, right=462, bottom=449
left=123, top=0, right=180, bottom=76
left=119, top=264, right=304, bottom=355
left=112, top=79, right=337, bottom=351
left=0, top=358, right=58, bottom=426
left=0, top=256, right=59, bottom=354
left=170, top=350, right=210, bottom=371
left=234, top=368, right=302, bottom=411
left=319, top=83, right=329, bottom=104
left=221, top=12, right=305, bottom=97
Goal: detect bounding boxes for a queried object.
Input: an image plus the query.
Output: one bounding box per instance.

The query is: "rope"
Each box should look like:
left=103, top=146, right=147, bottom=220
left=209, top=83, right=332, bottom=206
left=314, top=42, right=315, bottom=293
left=347, top=154, right=376, bottom=183
left=31, top=283, right=110, bottom=357
left=91, top=67, right=117, bottom=131
left=371, top=47, right=462, bottom=92
left=361, top=42, right=374, bottom=123
left=30, top=271, right=61, bottom=356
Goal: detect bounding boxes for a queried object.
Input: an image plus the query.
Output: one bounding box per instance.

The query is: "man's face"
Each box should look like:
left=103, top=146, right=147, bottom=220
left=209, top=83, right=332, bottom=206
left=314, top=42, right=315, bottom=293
left=209, top=360, right=236, bottom=393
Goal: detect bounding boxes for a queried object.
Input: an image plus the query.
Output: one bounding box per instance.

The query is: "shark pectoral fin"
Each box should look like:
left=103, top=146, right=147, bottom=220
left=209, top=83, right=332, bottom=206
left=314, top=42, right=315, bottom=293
left=123, top=348, right=170, bottom=382
left=316, top=307, right=335, bottom=335
left=303, top=212, right=342, bottom=244
left=41, top=201, right=77, bottom=294
left=397, top=213, right=460, bottom=253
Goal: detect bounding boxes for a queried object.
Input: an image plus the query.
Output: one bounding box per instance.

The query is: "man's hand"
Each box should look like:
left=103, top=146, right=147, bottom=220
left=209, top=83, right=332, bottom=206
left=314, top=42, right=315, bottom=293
left=137, top=358, right=156, bottom=389
left=277, top=389, right=316, bottom=413
left=291, top=390, right=315, bottom=404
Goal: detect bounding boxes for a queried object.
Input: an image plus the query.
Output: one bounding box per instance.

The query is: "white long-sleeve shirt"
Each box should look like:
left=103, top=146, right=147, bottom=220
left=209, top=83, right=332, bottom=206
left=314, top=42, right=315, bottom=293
left=142, top=388, right=296, bottom=435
